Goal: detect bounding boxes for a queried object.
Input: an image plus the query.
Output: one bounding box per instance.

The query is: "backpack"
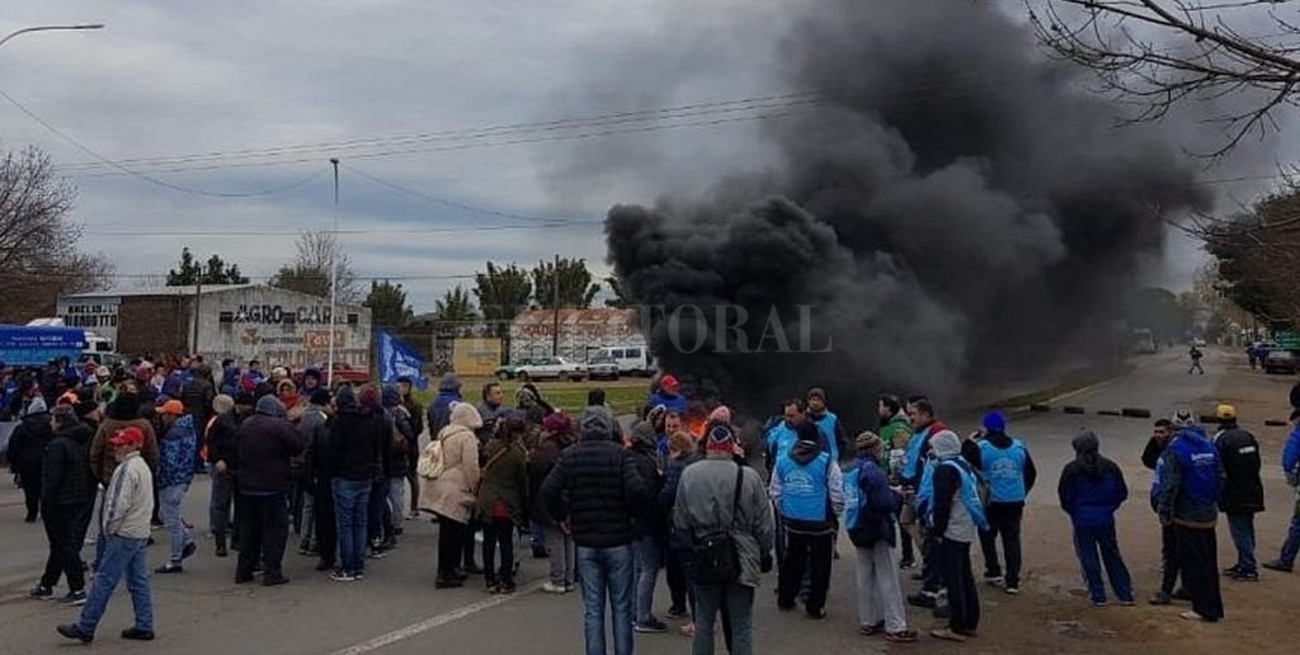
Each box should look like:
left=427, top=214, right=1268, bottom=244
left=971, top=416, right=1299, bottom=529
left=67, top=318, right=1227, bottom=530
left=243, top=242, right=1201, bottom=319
left=691, top=464, right=745, bottom=586
left=391, top=405, right=411, bottom=454
left=417, top=437, right=446, bottom=480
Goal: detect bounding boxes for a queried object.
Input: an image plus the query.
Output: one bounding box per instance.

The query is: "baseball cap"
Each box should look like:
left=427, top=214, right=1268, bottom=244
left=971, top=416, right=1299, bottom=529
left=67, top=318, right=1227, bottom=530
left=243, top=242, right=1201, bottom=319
left=660, top=374, right=679, bottom=392
left=1216, top=404, right=1237, bottom=420
left=159, top=400, right=185, bottom=416
left=108, top=426, right=145, bottom=448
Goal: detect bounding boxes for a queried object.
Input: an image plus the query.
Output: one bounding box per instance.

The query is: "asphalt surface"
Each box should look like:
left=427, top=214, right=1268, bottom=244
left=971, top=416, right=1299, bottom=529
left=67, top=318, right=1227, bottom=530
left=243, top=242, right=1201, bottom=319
left=0, top=347, right=1286, bottom=653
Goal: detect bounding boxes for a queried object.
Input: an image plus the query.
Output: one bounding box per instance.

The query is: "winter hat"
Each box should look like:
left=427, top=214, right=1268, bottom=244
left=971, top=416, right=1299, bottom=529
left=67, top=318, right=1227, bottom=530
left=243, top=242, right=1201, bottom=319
left=630, top=420, right=657, bottom=450
left=381, top=385, right=401, bottom=408
left=74, top=398, right=99, bottom=419
left=334, top=385, right=357, bottom=411
left=25, top=396, right=48, bottom=416
left=706, top=422, right=736, bottom=454
left=646, top=405, right=668, bottom=428
left=982, top=411, right=1007, bottom=433
left=659, top=374, right=679, bottom=393
left=855, top=431, right=884, bottom=459
left=449, top=401, right=484, bottom=430
left=255, top=395, right=287, bottom=418
left=438, top=373, right=462, bottom=393
left=309, top=389, right=332, bottom=407
left=51, top=403, right=79, bottom=424
left=213, top=394, right=235, bottom=415
left=806, top=387, right=827, bottom=403
left=303, top=368, right=322, bottom=382
left=796, top=420, right=821, bottom=444
left=1172, top=409, right=1196, bottom=429
left=930, top=430, right=962, bottom=459
left=708, top=405, right=733, bottom=425
left=543, top=411, right=573, bottom=435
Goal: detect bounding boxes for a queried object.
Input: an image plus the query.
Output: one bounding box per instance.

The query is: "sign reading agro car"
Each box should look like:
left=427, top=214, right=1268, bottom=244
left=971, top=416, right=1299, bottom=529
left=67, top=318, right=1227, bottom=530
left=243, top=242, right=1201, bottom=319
left=233, top=304, right=333, bottom=325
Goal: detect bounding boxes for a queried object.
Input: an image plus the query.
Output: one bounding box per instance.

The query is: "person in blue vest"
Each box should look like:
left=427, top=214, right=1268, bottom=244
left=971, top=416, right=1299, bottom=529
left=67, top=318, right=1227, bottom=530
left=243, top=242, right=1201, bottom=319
left=771, top=421, right=844, bottom=620
left=901, top=398, right=950, bottom=609
left=805, top=388, right=846, bottom=463
left=764, top=399, right=806, bottom=477
left=926, top=430, right=987, bottom=643
left=1156, top=410, right=1224, bottom=622
left=1058, top=429, right=1134, bottom=607
left=975, top=411, right=1037, bottom=595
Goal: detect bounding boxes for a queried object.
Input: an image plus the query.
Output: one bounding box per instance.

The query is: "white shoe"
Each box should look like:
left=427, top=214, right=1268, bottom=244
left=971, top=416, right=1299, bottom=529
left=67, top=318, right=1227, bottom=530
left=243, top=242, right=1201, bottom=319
left=541, top=582, right=567, bottom=594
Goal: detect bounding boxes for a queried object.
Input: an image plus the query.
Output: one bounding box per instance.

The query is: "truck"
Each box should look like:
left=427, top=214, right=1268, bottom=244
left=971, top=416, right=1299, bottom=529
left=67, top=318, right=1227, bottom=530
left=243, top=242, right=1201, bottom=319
left=0, top=324, right=88, bottom=368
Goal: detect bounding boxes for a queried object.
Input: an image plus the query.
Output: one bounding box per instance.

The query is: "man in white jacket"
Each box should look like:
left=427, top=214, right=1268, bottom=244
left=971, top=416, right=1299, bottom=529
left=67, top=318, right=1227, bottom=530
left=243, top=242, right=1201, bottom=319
left=58, top=426, right=155, bottom=644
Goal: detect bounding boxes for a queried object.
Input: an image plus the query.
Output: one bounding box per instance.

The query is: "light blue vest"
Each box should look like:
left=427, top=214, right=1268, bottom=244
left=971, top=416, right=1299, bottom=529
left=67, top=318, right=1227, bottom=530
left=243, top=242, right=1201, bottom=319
left=776, top=451, right=832, bottom=523
left=926, top=459, right=990, bottom=531
left=902, top=426, right=929, bottom=481
left=916, top=458, right=938, bottom=508
left=811, top=411, right=841, bottom=462
left=766, top=423, right=799, bottom=462
left=978, top=439, right=1028, bottom=503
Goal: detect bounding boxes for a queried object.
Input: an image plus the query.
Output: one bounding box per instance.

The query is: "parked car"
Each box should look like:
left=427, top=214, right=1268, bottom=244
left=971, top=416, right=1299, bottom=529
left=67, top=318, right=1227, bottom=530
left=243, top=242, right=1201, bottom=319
left=494, top=358, right=538, bottom=381
left=1264, top=349, right=1300, bottom=375
left=296, top=363, right=370, bottom=386
left=516, top=357, right=587, bottom=382
left=591, top=345, right=654, bottom=376
left=587, top=356, right=620, bottom=381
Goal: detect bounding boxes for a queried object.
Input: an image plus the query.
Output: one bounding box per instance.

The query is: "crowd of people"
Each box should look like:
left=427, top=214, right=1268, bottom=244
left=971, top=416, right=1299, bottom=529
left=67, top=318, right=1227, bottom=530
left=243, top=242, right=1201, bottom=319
left=6, top=355, right=1300, bottom=653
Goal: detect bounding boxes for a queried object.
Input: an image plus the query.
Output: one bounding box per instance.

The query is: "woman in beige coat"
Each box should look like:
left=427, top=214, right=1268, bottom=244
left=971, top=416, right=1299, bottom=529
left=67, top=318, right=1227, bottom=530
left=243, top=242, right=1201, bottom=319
left=420, top=402, right=482, bottom=588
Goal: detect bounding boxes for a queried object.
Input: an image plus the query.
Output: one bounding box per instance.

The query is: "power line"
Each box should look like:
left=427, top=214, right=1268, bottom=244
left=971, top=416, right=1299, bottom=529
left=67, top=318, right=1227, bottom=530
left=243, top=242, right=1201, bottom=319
left=0, top=88, right=329, bottom=198
left=345, top=163, right=583, bottom=224
left=81, top=218, right=603, bottom=237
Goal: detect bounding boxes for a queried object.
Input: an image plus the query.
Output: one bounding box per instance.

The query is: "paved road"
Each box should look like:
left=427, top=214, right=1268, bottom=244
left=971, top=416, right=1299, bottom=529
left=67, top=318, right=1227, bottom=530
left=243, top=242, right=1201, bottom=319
left=0, top=347, right=1290, bottom=654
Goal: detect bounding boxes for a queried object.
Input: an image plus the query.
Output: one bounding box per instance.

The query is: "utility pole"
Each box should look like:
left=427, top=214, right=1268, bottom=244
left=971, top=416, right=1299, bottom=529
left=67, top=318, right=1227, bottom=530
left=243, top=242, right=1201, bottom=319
left=192, top=280, right=201, bottom=354
left=552, top=254, right=561, bottom=358
left=328, top=158, right=340, bottom=387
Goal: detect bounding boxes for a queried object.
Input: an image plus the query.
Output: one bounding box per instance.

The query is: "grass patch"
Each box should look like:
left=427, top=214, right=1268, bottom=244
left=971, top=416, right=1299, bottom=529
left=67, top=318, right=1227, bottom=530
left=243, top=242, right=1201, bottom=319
left=983, top=363, right=1134, bottom=411
left=412, top=377, right=651, bottom=416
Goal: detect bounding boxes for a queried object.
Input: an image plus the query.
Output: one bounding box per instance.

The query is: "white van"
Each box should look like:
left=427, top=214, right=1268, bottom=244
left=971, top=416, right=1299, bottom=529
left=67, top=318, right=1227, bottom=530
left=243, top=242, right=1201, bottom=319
left=592, top=345, right=653, bottom=376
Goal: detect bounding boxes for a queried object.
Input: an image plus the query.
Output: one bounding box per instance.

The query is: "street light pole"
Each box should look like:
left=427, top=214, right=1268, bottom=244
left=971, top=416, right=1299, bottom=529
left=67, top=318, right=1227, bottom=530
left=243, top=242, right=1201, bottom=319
left=0, top=24, right=104, bottom=50
left=328, top=158, right=340, bottom=388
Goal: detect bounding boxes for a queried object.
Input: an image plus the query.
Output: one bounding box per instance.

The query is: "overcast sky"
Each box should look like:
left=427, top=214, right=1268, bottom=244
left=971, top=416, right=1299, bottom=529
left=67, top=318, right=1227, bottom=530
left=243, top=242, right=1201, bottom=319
left=2, top=1, right=1289, bottom=311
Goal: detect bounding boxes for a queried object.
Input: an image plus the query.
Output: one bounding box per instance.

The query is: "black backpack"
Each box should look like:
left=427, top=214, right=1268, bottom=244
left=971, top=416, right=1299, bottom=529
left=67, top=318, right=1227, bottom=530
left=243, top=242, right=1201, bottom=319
left=691, top=464, right=745, bottom=586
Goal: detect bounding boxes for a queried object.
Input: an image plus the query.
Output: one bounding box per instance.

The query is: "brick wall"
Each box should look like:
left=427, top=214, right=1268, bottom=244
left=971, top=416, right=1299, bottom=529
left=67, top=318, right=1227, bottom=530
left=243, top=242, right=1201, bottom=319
left=117, top=296, right=191, bottom=357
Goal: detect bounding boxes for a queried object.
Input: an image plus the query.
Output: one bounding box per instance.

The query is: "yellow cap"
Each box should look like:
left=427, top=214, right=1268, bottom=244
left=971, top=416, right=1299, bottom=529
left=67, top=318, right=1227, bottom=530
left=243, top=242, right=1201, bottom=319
left=1216, top=404, right=1237, bottom=420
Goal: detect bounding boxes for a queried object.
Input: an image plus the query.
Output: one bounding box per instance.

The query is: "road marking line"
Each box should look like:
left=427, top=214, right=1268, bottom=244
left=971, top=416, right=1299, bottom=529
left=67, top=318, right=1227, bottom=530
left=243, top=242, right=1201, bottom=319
left=325, top=580, right=545, bottom=655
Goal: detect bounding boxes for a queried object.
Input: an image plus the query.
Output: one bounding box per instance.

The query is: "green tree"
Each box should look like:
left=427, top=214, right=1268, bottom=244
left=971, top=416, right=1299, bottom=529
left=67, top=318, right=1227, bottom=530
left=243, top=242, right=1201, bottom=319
left=435, top=285, right=477, bottom=323
left=364, top=279, right=414, bottom=328
left=166, top=247, right=248, bottom=286
left=604, top=275, right=630, bottom=308
left=1201, top=191, right=1300, bottom=327
left=532, top=257, right=601, bottom=309
left=474, top=262, right=532, bottom=335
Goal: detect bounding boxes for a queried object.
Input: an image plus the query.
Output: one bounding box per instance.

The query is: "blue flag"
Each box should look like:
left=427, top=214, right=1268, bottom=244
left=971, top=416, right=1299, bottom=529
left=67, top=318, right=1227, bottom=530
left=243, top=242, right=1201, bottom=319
left=375, top=329, right=429, bottom=391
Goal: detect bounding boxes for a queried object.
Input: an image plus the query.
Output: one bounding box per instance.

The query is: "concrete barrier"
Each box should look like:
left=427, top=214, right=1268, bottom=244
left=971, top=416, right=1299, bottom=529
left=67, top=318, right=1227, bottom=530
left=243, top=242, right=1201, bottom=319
left=1265, top=419, right=1288, bottom=427
left=1097, top=410, right=1121, bottom=417
left=1029, top=404, right=1051, bottom=413
left=1063, top=406, right=1086, bottom=415
left=1121, top=408, right=1152, bottom=419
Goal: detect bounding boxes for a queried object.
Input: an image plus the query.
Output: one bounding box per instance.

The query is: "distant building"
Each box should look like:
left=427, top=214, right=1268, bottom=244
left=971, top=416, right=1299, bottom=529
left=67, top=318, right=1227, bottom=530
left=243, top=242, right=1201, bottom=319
left=509, top=308, right=645, bottom=362
left=56, top=285, right=372, bottom=368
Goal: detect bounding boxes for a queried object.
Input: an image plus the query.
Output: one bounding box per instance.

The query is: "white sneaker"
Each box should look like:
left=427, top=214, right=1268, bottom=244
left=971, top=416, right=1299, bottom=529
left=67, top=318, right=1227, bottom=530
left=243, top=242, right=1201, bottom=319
left=541, top=582, right=567, bottom=594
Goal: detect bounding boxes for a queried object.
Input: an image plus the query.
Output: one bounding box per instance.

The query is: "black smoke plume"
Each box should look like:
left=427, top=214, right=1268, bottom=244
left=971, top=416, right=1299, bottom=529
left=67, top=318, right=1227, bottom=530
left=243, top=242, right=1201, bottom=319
left=605, top=0, right=1210, bottom=426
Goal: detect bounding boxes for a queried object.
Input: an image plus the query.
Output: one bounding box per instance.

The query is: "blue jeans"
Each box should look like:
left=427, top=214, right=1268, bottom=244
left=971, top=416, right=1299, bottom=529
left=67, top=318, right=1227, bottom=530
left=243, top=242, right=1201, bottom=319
left=159, top=484, right=192, bottom=564
left=693, top=583, right=754, bottom=655
left=1278, top=500, right=1300, bottom=569
left=333, top=479, right=371, bottom=575
left=577, top=545, right=635, bottom=655
left=1072, top=524, right=1133, bottom=603
left=1227, top=512, right=1257, bottom=573
left=78, top=535, right=152, bottom=635
left=632, top=535, right=662, bottom=624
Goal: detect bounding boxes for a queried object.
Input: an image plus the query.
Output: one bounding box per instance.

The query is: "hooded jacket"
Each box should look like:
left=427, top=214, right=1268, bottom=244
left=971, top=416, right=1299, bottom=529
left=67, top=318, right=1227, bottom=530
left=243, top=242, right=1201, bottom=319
left=89, top=393, right=159, bottom=483
left=674, top=454, right=776, bottom=588
left=1214, top=424, right=1264, bottom=514
left=157, top=414, right=198, bottom=488
left=771, top=438, right=844, bottom=535
left=329, top=387, right=385, bottom=483
left=476, top=436, right=529, bottom=525
left=181, top=369, right=215, bottom=440
left=297, top=402, right=330, bottom=484
left=1058, top=431, right=1128, bottom=529
left=541, top=408, right=648, bottom=548
left=426, top=374, right=462, bottom=436
left=527, top=426, right=575, bottom=526
left=41, top=421, right=96, bottom=508
left=7, top=403, right=53, bottom=480
left=419, top=402, right=482, bottom=523
left=232, top=396, right=304, bottom=494
left=1156, top=426, right=1222, bottom=528
left=628, top=420, right=666, bottom=539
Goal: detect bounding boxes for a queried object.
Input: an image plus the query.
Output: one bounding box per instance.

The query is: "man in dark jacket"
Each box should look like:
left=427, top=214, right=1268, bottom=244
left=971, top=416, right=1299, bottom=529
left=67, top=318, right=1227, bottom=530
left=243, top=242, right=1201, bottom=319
left=181, top=365, right=216, bottom=468
left=771, top=421, right=844, bottom=619
left=627, top=421, right=668, bottom=633
left=1156, top=411, right=1224, bottom=622
left=1142, top=418, right=1182, bottom=605
left=327, top=386, right=385, bottom=581
left=231, top=395, right=304, bottom=586
left=541, top=409, right=648, bottom=655
left=427, top=374, right=462, bottom=437
left=207, top=395, right=241, bottom=558
left=297, top=390, right=332, bottom=561
left=31, top=406, right=96, bottom=603
left=1213, top=404, right=1264, bottom=581
left=1058, top=430, right=1134, bottom=607
left=975, top=411, right=1037, bottom=595
left=8, top=396, right=53, bottom=522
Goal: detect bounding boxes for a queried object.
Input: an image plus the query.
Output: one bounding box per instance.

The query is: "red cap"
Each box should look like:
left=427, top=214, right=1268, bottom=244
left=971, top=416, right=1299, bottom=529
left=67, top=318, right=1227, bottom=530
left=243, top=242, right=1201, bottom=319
left=660, top=375, right=679, bottom=392
left=109, top=426, right=145, bottom=448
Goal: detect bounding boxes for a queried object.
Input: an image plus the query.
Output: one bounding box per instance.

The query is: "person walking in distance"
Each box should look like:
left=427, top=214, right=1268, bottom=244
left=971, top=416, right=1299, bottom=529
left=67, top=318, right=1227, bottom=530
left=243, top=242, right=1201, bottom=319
left=976, top=411, right=1036, bottom=595
left=56, top=427, right=155, bottom=643
left=926, top=431, right=987, bottom=643
left=1058, top=430, right=1135, bottom=607
left=674, top=423, right=775, bottom=655
left=154, top=400, right=198, bottom=574
left=542, top=408, right=647, bottom=655
left=231, top=396, right=304, bottom=586
left=1143, top=419, right=1183, bottom=605
left=30, top=405, right=96, bottom=605
left=1263, top=409, right=1300, bottom=573
left=772, top=421, right=844, bottom=619
left=1212, top=404, right=1264, bottom=582
left=421, top=402, right=483, bottom=589
left=1188, top=345, right=1205, bottom=375
left=1157, top=411, right=1224, bottom=622
left=846, top=432, right=916, bottom=643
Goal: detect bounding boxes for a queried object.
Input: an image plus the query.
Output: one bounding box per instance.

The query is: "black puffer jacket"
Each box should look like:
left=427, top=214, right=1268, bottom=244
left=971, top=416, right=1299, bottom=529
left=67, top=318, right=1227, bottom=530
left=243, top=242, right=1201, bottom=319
left=8, top=410, right=54, bottom=480
left=232, top=399, right=304, bottom=494
left=1216, top=425, right=1264, bottom=514
left=541, top=432, right=648, bottom=548
left=330, top=390, right=384, bottom=483
left=41, top=422, right=96, bottom=508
